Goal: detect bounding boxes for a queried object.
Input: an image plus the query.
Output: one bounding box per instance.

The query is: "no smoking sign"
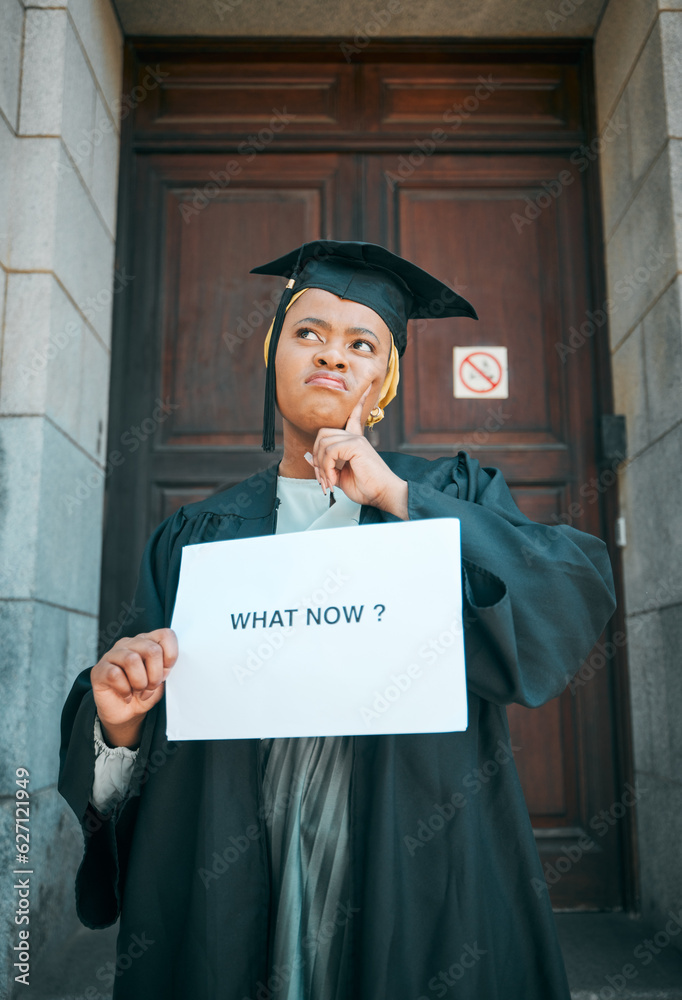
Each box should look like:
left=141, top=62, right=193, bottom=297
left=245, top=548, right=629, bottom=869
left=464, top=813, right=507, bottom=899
left=453, top=347, right=508, bottom=399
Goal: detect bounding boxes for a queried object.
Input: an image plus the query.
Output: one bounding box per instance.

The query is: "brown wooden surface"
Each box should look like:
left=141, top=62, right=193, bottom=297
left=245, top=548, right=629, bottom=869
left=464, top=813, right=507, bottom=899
left=101, top=39, right=632, bottom=911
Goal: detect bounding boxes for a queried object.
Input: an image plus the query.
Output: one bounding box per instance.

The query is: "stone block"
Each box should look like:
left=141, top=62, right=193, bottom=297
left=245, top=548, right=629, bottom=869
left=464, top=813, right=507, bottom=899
left=658, top=605, right=682, bottom=781
left=0, top=273, right=83, bottom=442
left=78, top=325, right=111, bottom=461
left=56, top=161, right=116, bottom=350
left=626, top=605, right=682, bottom=783
left=0, top=272, right=51, bottom=414
left=0, top=419, right=41, bottom=599
left=661, top=12, right=682, bottom=137
left=0, top=114, right=15, bottom=269
left=0, top=271, right=5, bottom=370
left=619, top=421, right=682, bottom=615
left=0, top=594, right=101, bottom=982
left=670, top=138, right=682, bottom=269
left=634, top=771, right=682, bottom=933
left=0, top=600, right=31, bottom=792
left=628, top=19, right=668, bottom=189
left=0, top=273, right=112, bottom=463
left=594, top=0, right=658, bottom=130
left=67, top=602, right=99, bottom=682
left=62, top=12, right=98, bottom=189
left=18, top=8, right=68, bottom=137
left=642, top=273, right=682, bottom=442
left=32, top=604, right=99, bottom=791
left=0, top=789, right=85, bottom=992
left=9, top=139, right=116, bottom=348
left=28, top=608, right=95, bottom=751
left=605, top=147, right=677, bottom=350
left=24, top=601, right=72, bottom=790
left=68, top=0, right=123, bottom=129
left=599, top=87, right=632, bottom=241
left=38, top=421, right=105, bottom=614
left=626, top=609, right=658, bottom=776
left=0, top=417, right=105, bottom=612
left=611, top=322, right=650, bottom=457
left=53, top=147, right=116, bottom=349
left=90, top=89, right=121, bottom=238
left=0, top=0, right=23, bottom=132
left=7, top=137, right=60, bottom=271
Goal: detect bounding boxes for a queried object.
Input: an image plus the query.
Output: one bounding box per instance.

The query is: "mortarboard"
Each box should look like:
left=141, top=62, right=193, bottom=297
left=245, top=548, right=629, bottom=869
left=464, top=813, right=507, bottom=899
left=249, top=239, right=478, bottom=451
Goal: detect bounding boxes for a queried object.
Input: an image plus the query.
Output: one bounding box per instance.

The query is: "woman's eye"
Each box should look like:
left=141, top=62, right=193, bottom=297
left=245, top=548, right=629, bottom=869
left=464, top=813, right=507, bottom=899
left=296, top=329, right=373, bottom=352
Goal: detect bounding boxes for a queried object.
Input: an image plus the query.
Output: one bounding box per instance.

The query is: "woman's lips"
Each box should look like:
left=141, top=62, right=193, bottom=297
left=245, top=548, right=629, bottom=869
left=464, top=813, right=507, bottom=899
left=305, top=374, right=348, bottom=391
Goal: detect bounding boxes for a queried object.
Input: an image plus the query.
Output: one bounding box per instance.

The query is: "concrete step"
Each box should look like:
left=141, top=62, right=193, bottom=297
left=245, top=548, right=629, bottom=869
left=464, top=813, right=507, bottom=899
left=22, top=912, right=682, bottom=999
left=556, top=912, right=682, bottom=999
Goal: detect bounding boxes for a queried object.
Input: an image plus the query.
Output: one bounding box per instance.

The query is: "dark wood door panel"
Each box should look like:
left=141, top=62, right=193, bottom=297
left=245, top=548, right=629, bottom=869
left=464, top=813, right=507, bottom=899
left=398, top=185, right=562, bottom=446
left=507, top=698, right=569, bottom=818
left=135, top=56, right=358, bottom=136
left=362, top=60, right=582, bottom=138
left=364, top=154, right=593, bottom=473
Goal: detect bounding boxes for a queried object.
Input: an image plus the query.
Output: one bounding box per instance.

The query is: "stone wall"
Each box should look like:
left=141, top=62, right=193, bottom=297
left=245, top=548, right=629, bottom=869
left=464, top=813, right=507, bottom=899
left=0, top=0, right=123, bottom=991
left=595, top=0, right=682, bottom=935
left=0, top=0, right=680, bottom=994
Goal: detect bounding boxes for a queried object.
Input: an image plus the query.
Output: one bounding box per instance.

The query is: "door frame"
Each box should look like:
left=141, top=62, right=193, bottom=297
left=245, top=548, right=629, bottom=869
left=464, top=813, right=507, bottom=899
left=105, top=36, right=637, bottom=913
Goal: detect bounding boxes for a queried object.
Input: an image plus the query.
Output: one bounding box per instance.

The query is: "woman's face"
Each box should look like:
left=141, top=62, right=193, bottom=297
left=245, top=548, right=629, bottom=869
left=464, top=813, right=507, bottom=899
left=274, top=287, right=393, bottom=437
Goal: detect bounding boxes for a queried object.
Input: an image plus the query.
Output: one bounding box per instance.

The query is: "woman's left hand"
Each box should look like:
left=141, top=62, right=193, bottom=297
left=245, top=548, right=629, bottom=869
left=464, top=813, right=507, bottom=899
left=305, top=386, right=409, bottom=519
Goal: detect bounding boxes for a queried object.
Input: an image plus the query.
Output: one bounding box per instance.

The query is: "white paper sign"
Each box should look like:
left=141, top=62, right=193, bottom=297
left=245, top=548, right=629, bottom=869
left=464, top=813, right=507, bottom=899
left=165, top=518, right=467, bottom=740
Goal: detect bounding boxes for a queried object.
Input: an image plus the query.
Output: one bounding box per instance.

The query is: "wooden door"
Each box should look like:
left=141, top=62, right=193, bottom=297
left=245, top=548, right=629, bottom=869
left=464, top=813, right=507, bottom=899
left=364, top=149, right=622, bottom=908
left=101, top=41, right=631, bottom=910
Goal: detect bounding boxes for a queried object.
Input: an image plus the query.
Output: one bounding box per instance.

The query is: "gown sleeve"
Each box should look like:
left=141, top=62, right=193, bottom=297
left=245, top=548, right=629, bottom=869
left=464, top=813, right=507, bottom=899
left=58, top=506, right=187, bottom=927
left=405, top=453, right=617, bottom=708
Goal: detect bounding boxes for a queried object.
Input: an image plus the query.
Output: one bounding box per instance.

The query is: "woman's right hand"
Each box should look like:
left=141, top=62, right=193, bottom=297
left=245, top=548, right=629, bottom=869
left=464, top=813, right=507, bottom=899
left=91, top=628, right=178, bottom=747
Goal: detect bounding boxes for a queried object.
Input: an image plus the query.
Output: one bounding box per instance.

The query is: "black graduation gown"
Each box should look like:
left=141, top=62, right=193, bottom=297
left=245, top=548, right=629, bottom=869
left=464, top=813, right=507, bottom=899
left=58, top=450, right=617, bottom=1000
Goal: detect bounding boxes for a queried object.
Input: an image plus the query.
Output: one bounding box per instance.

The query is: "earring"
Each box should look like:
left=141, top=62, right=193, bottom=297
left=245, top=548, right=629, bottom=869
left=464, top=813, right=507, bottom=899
left=365, top=404, right=384, bottom=428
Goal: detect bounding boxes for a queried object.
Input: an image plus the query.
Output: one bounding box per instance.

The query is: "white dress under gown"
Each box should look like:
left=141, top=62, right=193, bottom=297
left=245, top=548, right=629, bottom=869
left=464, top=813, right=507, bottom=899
left=90, top=475, right=362, bottom=1000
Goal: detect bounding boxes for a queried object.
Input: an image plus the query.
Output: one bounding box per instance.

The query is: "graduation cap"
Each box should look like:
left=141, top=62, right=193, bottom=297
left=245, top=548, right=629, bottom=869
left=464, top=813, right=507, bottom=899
left=249, top=239, right=478, bottom=451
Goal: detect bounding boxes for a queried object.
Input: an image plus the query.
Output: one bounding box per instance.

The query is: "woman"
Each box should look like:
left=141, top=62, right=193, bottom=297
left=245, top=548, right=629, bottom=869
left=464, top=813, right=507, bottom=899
left=59, top=240, right=617, bottom=1000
